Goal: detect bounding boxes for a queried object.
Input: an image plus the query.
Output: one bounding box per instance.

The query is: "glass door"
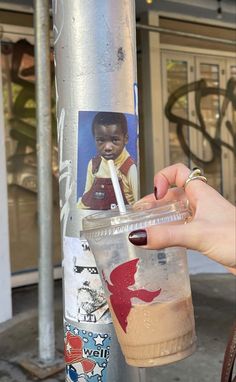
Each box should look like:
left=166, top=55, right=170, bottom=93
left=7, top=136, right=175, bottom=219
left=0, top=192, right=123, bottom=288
left=225, top=61, right=236, bottom=204
left=195, top=57, right=225, bottom=194
left=1, top=37, right=61, bottom=286
left=161, top=53, right=194, bottom=167
left=162, top=51, right=235, bottom=203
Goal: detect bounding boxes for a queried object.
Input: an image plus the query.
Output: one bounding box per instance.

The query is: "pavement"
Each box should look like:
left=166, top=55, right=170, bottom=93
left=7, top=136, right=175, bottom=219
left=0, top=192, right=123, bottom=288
left=0, top=274, right=235, bottom=382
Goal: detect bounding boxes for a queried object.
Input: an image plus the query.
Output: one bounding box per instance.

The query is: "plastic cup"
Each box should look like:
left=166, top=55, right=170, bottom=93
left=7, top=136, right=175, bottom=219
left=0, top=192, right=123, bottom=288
left=81, top=200, right=197, bottom=367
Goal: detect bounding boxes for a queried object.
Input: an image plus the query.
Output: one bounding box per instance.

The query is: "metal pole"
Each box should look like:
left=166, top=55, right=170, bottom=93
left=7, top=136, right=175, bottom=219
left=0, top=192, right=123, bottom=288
left=136, top=22, right=236, bottom=46
left=0, top=46, right=12, bottom=324
left=34, top=0, right=55, bottom=363
left=53, top=0, right=140, bottom=380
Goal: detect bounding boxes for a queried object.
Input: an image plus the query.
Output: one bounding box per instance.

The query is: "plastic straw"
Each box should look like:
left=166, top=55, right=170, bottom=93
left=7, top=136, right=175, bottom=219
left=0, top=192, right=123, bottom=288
left=108, top=160, right=126, bottom=213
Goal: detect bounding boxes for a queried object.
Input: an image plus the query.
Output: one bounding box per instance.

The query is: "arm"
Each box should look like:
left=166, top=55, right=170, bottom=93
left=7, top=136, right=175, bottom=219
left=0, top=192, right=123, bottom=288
left=127, top=163, right=138, bottom=202
left=77, top=160, right=94, bottom=208
left=83, top=160, right=94, bottom=194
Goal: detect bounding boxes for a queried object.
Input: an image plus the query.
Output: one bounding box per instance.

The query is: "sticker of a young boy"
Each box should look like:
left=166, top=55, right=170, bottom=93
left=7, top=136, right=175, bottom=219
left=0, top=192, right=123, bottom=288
left=77, top=112, right=138, bottom=210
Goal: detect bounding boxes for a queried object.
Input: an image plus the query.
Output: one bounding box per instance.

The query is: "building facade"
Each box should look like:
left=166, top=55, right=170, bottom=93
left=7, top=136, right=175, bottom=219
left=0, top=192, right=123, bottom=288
left=0, top=0, right=235, bottom=295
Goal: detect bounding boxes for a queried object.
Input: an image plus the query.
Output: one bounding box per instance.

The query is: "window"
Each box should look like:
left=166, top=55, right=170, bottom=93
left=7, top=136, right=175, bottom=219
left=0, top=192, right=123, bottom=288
left=162, top=51, right=236, bottom=203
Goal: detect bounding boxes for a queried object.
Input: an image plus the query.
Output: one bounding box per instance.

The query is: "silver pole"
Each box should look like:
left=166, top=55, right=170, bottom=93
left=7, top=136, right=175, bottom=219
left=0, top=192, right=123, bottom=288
left=34, top=0, right=55, bottom=363
left=53, top=0, right=140, bottom=380
left=0, top=45, right=12, bottom=323
left=136, top=22, right=236, bottom=46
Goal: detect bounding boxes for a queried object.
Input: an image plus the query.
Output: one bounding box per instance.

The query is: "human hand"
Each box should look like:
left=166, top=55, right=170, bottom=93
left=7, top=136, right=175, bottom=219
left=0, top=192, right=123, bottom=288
left=128, top=163, right=236, bottom=272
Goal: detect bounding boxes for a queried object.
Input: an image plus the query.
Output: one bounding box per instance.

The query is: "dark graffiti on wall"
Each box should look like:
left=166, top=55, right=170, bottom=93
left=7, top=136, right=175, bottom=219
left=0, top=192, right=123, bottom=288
left=2, top=39, right=57, bottom=193
left=2, top=39, right=56, bottom=147
left=165, top=78, right=236, bottom=168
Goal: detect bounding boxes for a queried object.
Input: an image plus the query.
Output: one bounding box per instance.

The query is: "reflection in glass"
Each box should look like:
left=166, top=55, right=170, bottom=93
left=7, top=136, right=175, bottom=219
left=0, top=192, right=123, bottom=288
left=166, top=59, right=189, bottom=167
left=1, top=40, right=60, bottom=276
left=200, top=63, right=222, bottom=193
left=230, top=65, right=236, bottom=202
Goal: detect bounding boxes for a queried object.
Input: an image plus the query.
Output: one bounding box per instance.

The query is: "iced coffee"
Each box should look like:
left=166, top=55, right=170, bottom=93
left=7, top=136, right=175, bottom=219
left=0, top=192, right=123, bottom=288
left=109, top=296, right=196, bottom=367
left=81, top=201, right=197, bottom=367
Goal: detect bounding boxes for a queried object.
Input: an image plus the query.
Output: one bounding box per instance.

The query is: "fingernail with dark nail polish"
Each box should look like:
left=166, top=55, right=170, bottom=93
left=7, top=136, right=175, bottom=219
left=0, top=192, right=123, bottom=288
left=154, top=186, right=158, bottom=200
left=128, top=230, right=147, bottom=246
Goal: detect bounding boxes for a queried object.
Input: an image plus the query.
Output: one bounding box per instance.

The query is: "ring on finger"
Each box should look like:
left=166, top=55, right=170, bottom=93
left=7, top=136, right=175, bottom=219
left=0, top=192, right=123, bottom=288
left=184, top=168, right=207, bottom=189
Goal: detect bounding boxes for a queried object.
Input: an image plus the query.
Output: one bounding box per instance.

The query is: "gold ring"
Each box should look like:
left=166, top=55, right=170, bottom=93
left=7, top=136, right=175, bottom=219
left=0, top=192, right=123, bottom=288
left=184, top=168, right=207, bottom=189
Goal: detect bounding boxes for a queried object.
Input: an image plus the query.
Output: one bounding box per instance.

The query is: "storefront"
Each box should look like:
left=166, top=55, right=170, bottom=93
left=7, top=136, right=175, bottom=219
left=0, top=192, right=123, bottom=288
left=0, top=1, right=235, bottom=290
left=137, top=12, right=236, bottom=202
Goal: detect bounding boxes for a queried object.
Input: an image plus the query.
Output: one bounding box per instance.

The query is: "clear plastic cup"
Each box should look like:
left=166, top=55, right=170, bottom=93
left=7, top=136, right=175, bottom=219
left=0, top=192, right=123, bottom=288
left=81, top=200, right=196, bottom=367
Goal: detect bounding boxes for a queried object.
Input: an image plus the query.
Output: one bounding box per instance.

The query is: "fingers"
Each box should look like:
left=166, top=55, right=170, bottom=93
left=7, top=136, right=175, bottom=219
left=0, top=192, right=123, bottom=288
left=154, top=163, right=209, bottom=204
left=156, top=187, right=186, bottom=203
left=134, top=187, right=186, bottom=206
left=154, top=163, right=190, bottom=199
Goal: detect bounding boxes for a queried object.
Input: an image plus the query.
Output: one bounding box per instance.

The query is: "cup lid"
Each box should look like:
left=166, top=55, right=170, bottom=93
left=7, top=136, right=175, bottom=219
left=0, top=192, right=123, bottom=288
left=81, top=200, right=191, bottom=239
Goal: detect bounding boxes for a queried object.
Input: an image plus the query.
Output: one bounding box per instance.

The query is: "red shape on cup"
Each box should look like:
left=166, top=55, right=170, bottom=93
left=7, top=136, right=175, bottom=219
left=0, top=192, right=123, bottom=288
left=103, top=258, right=161, bottom=332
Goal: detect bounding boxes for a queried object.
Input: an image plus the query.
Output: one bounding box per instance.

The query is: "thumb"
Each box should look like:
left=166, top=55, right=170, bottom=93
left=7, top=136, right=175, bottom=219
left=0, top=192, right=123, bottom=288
left=129, top=222, right=199, bottom=252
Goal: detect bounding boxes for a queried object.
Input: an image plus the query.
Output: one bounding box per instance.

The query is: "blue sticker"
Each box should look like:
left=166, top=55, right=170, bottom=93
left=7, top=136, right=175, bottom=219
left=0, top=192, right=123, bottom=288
left=65, top=322, right=111, bottom=382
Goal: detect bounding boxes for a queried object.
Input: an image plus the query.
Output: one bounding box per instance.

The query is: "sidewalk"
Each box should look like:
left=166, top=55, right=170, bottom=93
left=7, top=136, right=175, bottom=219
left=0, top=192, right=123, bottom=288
left=0, top=275, right=235, bottom=382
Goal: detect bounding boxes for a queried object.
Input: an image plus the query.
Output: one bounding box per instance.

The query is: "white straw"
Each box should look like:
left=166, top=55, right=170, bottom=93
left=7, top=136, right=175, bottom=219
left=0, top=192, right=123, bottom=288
left=108, top=160, right=126, bottom=213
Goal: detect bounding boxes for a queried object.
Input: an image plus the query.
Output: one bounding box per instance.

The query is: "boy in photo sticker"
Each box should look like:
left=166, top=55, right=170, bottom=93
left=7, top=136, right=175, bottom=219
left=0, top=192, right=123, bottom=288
left=77, top=111, right=138, bottom=210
